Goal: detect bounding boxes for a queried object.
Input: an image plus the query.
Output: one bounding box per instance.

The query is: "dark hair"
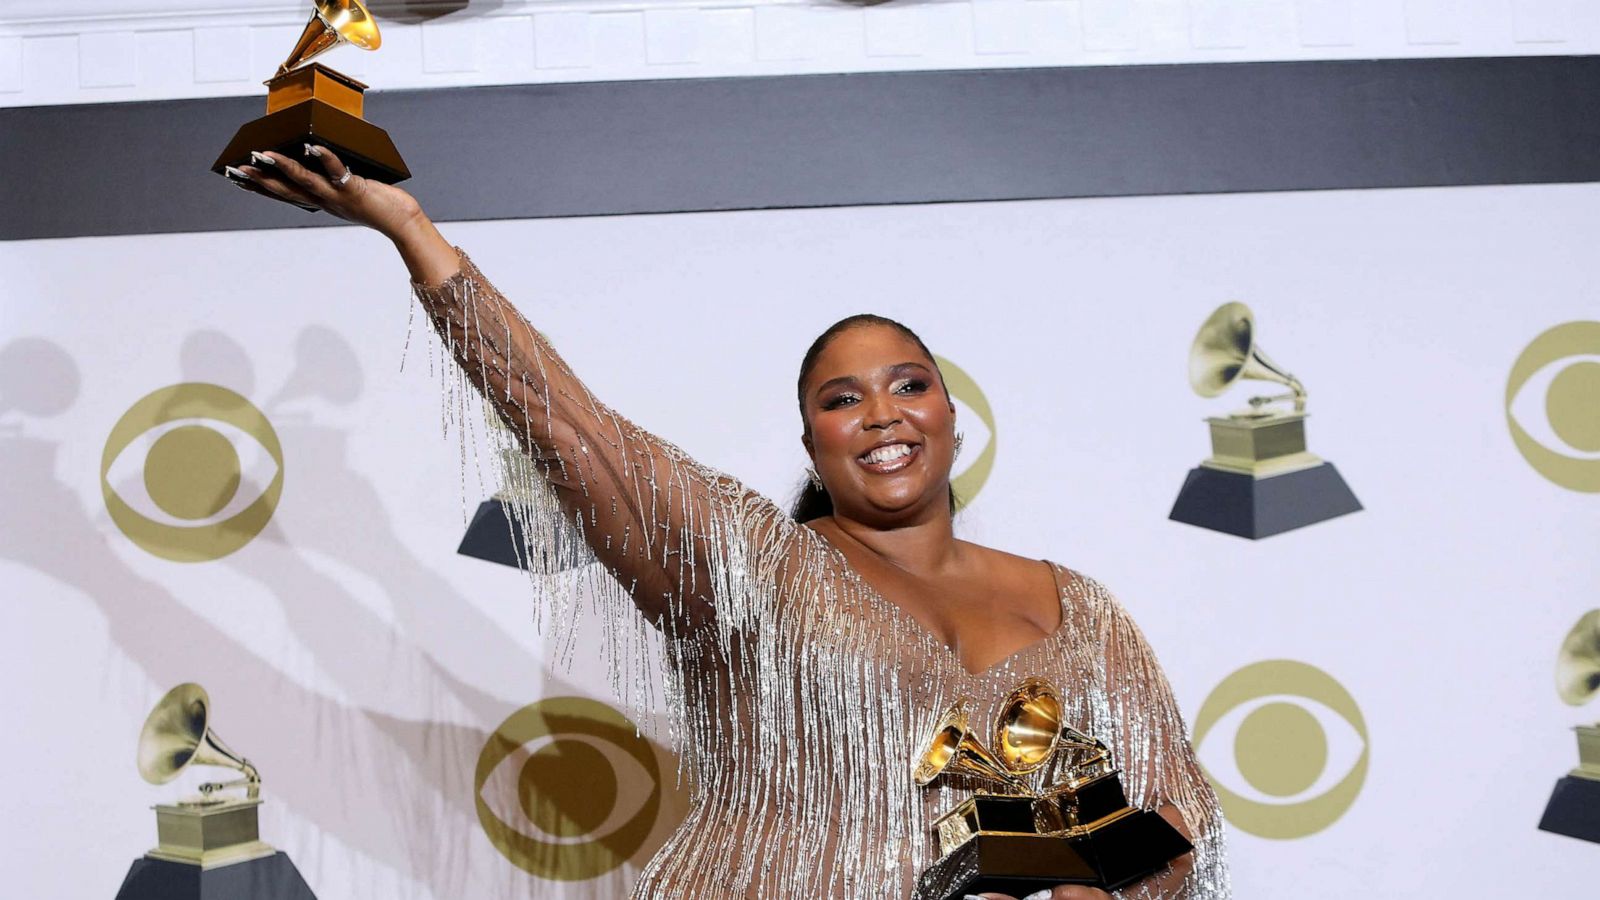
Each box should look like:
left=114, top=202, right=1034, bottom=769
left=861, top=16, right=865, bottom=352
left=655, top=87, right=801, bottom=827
left=790, top=314, right=958, bottom=522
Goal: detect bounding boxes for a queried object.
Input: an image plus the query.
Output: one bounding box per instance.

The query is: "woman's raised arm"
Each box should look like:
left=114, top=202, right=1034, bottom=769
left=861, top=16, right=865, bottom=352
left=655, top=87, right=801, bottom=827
left=235, top=146, right=792, bottom=629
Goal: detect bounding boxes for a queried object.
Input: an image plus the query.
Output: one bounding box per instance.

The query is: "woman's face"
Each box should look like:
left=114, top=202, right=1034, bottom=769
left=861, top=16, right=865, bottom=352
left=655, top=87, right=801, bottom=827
left=801, top=324, right=956, bottom=523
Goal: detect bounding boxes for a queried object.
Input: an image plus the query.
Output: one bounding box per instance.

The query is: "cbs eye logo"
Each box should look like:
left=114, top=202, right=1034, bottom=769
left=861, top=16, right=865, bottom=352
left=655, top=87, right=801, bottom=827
left=475, top=697, right=664, bottom=880
left=1193, top=660, right=1368, bottom=840
left=934, top=355, right=996, bottom=508
left=101, top=383, right=284, bottom=562
left=1506, top=321, right=1600, bottom=492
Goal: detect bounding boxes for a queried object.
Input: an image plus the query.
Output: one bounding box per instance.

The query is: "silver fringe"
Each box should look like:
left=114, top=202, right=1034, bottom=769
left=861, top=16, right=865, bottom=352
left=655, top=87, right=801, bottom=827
left=411, top=249, right=1230, bottom=898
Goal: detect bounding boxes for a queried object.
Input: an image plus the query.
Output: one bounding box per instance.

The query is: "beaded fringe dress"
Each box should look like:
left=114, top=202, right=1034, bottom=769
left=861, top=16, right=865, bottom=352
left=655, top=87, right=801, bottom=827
left=411, top=250, right=1230, bottom=899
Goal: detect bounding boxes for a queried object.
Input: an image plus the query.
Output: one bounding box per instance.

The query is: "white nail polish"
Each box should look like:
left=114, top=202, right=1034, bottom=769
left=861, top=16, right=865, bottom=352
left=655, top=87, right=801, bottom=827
left=962, top=895, right=986, bottom=900
left=223, top=165, right=250, bottom=181
left=1022, top=891, right=1053, bottom=900
left=303, top=143, right=322, bottom=157
left=249, top=151, right=276, bottom=166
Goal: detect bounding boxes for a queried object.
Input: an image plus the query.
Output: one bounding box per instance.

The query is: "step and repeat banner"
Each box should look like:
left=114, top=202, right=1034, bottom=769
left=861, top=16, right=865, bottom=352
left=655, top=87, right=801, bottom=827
left=2, top=182, right=1597, bottom=897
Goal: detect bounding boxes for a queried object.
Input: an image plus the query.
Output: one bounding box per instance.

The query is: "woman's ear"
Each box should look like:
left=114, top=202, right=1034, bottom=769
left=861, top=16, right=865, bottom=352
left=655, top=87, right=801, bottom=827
left=801, top=431, right=814, bottom=459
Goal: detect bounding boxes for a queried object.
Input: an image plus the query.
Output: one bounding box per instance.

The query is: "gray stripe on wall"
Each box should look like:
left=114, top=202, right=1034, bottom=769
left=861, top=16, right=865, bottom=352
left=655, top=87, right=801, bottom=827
left=4, top=55, right=1600, bottom=241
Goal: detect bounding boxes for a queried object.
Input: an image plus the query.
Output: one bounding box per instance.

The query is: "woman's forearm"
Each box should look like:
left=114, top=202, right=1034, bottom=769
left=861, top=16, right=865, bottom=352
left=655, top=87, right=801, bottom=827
left=387, top=210, right=461, bottom=287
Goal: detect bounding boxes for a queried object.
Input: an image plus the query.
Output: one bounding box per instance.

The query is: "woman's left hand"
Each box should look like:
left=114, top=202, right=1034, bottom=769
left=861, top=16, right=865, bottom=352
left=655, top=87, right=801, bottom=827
left=967, top=886, right=1114, bottom=900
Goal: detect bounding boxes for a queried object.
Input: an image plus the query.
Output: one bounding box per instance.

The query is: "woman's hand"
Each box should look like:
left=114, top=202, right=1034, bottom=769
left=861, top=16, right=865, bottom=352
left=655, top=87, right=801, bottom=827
left=228, top=144, right=460, bottom=284
left=230, top=145, right=421, bottom=238
left=967, top=887, right=1114, bottom=900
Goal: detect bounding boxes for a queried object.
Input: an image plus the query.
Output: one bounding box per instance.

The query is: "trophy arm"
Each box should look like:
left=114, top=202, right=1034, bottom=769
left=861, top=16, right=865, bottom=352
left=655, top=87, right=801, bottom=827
left=199, top=758, right=262, bottom=800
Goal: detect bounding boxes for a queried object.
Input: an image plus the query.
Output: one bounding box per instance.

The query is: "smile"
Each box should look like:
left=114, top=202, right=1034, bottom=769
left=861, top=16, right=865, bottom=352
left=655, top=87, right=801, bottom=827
left=856, top=442, right=920, bottom=474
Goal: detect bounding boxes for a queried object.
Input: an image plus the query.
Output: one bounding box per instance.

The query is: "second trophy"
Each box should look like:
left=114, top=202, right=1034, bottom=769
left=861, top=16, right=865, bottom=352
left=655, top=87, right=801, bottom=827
left=913, top=677, right=1192, bottom=900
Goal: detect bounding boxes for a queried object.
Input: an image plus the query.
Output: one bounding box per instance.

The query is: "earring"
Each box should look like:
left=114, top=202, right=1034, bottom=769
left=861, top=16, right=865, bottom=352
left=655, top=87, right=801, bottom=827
left=953, top=432, right=965, bottom=461
left=806, top=466, right=825, bottom=491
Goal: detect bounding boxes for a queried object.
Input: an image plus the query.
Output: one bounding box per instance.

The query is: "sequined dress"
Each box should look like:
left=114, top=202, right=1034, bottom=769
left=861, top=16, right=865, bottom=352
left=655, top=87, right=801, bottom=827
left=411, top=250, right=1229, bottom=898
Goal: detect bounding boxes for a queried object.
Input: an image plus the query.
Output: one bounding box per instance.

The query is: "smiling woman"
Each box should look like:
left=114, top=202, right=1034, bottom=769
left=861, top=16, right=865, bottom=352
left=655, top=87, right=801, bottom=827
left=227, top=143, right=1230, bottom=898
left=792, top=314, right=960, bottom=523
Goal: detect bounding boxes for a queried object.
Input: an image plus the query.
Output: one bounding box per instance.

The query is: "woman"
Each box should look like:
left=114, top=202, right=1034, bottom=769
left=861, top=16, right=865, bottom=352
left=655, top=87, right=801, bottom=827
left=229, top=148, right=1228, bottom=899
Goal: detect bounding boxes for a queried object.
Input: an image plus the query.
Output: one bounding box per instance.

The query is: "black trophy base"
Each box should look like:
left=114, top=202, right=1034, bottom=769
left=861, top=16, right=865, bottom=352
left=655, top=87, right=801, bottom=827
left=1538, top=775, right=1600, bottom=844
left=115, top=851, right=316, bottom=900
left=458, top=499, right=525, bottom=569
left=212, top=100, right=410, bottom=192
left=915, top=810, right=1193, bottom=900
left=1168, top=462, right=1361, bottom=539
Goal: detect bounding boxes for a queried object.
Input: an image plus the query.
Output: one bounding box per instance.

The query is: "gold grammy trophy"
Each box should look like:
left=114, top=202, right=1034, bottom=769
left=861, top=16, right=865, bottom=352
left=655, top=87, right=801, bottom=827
left=1539, top=610, right=1600, bottom=843
left=212, top=0, right=409, bottom=203
left=1168, top=302, right=1361, bottom=539
left=912, top=678, right=1192, bottom=900
left=115, top=684, right=316, bottom=900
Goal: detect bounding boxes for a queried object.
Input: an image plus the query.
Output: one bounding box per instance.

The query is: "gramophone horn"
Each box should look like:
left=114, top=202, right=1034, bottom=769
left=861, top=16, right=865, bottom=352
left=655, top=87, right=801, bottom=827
left=1557, top=609, right=1600, bottom=707
left=1188, top=302, right=1306, bottom=410
left=994, top=677, right=1064, bottom=775
left=136, top=683, right=259, bottom=790
left=279, top=0, right=382, bottom=75
left=914, top=701, right=1027, bottom=791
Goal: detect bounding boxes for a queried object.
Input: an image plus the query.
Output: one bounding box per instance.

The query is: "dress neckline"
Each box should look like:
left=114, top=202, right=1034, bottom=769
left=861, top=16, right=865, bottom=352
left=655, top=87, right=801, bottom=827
left=804, top=529, right=1071, bottom=679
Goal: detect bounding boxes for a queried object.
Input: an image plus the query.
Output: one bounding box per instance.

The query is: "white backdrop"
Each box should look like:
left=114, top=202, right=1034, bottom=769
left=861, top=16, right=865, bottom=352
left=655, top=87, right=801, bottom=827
left=3, top=181, right=1598, bottom=897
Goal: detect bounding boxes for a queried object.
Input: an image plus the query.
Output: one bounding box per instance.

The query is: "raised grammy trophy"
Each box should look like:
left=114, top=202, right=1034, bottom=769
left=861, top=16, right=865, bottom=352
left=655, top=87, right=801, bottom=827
left=114, top=684, right=316, bottom=900
left=212, top=0, right=409, bottom=205
left=912, top=678, right=1192, bottom=900
left=1539, top=610, right=1600, bottom=844
left=1167, top=302, right=1361, bottom=539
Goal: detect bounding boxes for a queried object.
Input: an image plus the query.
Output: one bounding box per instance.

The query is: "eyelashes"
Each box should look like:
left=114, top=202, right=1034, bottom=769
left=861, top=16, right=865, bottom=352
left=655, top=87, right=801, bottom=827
left=820, top=379, right=930, bottom=411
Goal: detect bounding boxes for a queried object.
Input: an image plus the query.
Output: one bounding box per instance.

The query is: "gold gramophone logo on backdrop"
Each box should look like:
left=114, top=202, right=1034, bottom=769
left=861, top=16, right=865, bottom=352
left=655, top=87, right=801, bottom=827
left=212, top=0, right=409, bottom=203
left=911, top=678, right=1191, bottom=898
left=102, top=383, right=284, bottom=562
left=115, top=683, right=317, bottom=899
left=1168, top=302, right=1362, bottom=540
left=934, top=355, right=997, bottom=508
left=1193, top=660, right=1369, bottom=840
left=475, top=697, right=669, bottom=880
left=1505, top=321, right=1600, bottom=493
left=1537, top=610, right=1600, bottom=843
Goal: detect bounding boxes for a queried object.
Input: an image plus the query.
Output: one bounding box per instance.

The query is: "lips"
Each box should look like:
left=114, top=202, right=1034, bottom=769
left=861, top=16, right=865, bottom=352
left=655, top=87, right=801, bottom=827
left=856, top=441, right=920, bottom=474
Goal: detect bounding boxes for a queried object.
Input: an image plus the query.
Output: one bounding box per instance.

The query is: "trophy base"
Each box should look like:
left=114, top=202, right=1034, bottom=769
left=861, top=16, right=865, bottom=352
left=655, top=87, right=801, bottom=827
left=457, top=498, right=597, bottom=573
left=114, top=851, right=316, bottom=900
left=212, top=98, right=410, bottom=198
left=147, top=798, right=276, bottom=869
left=1169, top=461, right=1361, bottom=539
left=458, top=499, right=527, bottom=569
left=1538, top=774, right=1600, bottom=844
left=914, top=809, right=1193, bottom=900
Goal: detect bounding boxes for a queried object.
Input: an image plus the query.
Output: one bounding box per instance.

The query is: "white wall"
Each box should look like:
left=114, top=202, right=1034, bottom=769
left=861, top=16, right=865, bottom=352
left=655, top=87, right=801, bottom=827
left=3, top=182, right=1598, bottom=898
left=3, top=0, right=1599, bottom=108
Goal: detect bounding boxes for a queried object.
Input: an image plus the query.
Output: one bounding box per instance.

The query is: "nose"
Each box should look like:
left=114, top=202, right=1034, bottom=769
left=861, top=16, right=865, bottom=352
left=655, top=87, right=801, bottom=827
left=862, top=392, right=903, bottom=431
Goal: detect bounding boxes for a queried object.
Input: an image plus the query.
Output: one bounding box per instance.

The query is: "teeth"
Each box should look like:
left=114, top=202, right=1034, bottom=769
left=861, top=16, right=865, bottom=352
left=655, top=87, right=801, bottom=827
left=863, top=443, right=912, bottom=465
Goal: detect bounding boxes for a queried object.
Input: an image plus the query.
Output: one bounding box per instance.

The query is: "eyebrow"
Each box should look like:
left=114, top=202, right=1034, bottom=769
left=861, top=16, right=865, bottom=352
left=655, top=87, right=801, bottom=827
left=813, top=361, right=934, bottom=399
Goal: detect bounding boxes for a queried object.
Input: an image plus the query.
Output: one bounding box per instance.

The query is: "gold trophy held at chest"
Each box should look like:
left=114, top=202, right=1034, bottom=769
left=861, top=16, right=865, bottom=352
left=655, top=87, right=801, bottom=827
left=913, top=678, right=1192, bottom=900
left=212, top=0, right=409, bottom=201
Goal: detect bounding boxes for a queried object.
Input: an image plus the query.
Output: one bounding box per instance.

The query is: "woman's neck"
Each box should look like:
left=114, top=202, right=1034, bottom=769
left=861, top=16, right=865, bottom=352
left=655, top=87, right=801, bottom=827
left=823, top=506, right=962, bottom=576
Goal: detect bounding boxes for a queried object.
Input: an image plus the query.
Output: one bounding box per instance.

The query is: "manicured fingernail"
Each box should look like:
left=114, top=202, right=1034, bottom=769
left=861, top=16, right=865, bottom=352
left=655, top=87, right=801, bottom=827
left=250, top=151, right=276, bottom=166
left=224, top=165, right=250, bottom=181
left=1023, top=891, right=1053, bottom=900
left=303, top=143, right=322, bottom=157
